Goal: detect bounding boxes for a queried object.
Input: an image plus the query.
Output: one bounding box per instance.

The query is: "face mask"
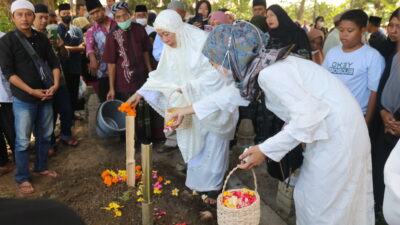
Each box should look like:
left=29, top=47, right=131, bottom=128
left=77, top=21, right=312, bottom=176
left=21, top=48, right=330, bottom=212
left=311, top=50, right=319, bottom=55
left=136, top=18, right=147, bottom=26
left=317, top=21, right=324, bottom=27
left=118, top=19, right=132, bottom=30
left=84, top=12, right=89, bottom=18
left=61, top=16, right=72, bottom=24
left=216, top=65, right=234, bottom=84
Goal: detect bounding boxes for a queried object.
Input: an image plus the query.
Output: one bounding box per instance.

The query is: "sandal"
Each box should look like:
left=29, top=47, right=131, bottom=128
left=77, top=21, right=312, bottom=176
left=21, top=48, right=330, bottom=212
left=32, top=170, right=60, bottom=179
left=0, top=165, right=13, bottom=176
left=16, top=181, right=35, bottom=194
left=61, top=138, right=79, bottom=147
left=203, top=190, right=221, bottom=205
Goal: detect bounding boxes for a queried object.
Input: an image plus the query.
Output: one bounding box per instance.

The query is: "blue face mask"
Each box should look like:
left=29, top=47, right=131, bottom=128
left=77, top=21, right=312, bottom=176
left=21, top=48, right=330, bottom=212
left=118, top=19, right=132, bottom=30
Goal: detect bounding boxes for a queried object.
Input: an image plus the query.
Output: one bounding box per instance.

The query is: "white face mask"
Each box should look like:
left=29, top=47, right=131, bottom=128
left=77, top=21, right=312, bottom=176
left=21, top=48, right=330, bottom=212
left=136, top=18, right=148, bottom=26
left=311, top=50, right=319, bottom=55
left=317, top=21, right=324, bottom=27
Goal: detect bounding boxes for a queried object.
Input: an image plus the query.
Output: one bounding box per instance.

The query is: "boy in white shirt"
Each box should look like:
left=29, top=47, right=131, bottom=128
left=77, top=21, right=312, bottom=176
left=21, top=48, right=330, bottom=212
left=323, top=9, right=385, bottom=126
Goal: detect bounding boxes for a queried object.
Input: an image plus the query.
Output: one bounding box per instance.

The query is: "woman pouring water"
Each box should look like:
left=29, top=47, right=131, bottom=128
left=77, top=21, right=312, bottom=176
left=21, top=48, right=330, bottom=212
left=170, top=22, right=374, bottom=224
left=126, top=10, right=248, bottom=204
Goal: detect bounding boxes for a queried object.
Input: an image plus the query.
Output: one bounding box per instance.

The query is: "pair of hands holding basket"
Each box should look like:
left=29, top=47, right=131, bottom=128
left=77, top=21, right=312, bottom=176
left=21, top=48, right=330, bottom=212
left=127, top=91, right=268, bottom=170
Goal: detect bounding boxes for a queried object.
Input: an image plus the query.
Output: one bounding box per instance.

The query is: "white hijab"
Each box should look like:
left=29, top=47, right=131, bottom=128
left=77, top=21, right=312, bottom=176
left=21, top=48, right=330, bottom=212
left=140, top=10, right=243, bottom=162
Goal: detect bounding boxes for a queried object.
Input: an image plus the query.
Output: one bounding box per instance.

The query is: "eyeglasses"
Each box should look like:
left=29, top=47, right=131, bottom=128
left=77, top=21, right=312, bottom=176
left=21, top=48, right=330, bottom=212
left=14, top=12, right=34, bottom=18
left=115, top=13, right=130, bottom=20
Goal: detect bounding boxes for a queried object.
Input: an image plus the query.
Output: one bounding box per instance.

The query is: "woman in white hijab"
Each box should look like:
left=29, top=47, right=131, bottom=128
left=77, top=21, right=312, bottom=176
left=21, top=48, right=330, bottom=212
left=127, top=10, right=248, bottom=203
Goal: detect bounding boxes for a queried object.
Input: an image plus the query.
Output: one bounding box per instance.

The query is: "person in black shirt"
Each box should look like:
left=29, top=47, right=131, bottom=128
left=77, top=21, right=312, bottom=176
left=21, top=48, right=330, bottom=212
left=58, top=3, right=85, bottom=113
left=0, top=0, right=60, bottom=194
left=188, top=0, right=211, bottom=30
left=367, top=16, right=387, bottom=53
left=371, top=7, right=400, bottom=212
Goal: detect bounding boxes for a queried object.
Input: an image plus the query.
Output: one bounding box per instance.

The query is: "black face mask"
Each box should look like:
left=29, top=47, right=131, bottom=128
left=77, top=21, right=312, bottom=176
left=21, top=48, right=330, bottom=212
left=61, top=16, right=72, bottom=24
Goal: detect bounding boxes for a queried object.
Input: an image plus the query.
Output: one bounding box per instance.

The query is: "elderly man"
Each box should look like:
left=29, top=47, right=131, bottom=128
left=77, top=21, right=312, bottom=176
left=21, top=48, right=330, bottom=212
left=0, top=0, right=61, bottom=194
left=85, top=0, right=117, bottom=103
left=102, top=1, right=154, bottom=143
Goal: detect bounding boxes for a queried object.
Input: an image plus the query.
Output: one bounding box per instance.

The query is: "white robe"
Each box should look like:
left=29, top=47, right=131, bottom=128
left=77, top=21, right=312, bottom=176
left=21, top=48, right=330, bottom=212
left=138, top=10, right=248, bottom=191
left=256, top=56, right=374, bottom=225
left=383, top=140, right=400, bottom=225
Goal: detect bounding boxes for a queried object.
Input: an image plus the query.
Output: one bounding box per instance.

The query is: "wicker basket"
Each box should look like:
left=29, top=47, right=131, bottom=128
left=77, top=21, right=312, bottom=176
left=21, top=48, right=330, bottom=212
left=217, top=166, right=260, bottom=225
left=164, top=89, right=192, bottom=130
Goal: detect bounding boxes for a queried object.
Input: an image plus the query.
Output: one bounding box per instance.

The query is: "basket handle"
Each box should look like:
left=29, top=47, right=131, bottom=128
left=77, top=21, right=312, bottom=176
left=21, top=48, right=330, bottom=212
left=166, top=89, right=182, bottom=109
left=222, top=166, right=258, bottom=193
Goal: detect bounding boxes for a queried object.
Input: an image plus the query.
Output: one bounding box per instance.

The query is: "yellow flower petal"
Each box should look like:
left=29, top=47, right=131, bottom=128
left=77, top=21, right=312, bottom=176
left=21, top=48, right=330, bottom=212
left=172, top=188, right=179, bottom=196
left=114, top=210, right=122, bottom=217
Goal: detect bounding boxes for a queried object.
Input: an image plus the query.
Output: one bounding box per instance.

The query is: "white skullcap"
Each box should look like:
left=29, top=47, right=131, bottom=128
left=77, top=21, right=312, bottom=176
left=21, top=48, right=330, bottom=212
left=11, top=0, right=35, bottom=14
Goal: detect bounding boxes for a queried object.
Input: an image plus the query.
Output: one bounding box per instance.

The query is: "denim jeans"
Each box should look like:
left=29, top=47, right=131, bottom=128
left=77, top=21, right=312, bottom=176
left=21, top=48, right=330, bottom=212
left=52, top=84, right=73, bottom=145
left=13, top=97, right=53, bottom=183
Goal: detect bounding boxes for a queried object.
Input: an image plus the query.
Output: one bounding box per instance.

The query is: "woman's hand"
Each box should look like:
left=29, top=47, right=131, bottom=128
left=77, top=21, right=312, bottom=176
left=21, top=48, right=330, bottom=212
left=126, top=92, right=143, bottom=106
left=193, top=22, right=202, bottom=28
left=170, top=106, right=194, bottom=129
left=237, top=145, right=267, bottom=170
left=387, top=122, right=400, bottom=136
left=381, top=109, right=397, bottom=132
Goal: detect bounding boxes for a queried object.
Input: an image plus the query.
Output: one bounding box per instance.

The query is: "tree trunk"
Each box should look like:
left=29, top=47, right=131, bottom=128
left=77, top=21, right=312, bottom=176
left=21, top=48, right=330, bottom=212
left=296, top=0, right=306, bottom=21
left=313, top=0, right=317, bottom=21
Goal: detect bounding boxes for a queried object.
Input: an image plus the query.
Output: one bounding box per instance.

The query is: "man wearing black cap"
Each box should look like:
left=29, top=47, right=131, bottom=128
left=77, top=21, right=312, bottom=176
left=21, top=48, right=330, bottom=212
left=252, top=0, right=267, bottom=16
left=135, top=5, right=156, bottom=39
left=33, top=3, right=78, bottom=152
left=57, top=3, right=85, bottom=114
left=86, top=0, right=117, bottom=103
left=367, top=16, right=387, bottom=52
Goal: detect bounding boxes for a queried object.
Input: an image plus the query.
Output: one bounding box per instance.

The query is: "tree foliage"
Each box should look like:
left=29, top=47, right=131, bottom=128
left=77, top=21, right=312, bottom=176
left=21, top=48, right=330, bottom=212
left=283, top=0, right=400, bottom=28
left=0, top=0, right=399, bottom=33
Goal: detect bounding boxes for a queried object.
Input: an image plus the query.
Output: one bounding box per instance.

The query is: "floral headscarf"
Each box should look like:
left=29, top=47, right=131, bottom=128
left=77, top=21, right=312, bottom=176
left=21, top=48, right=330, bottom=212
left=202, top=21, right=293, bottom=101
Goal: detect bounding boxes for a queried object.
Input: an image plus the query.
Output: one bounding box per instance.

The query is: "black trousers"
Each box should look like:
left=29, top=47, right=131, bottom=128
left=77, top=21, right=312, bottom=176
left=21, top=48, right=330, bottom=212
left=64, top=73, right=80, bottom=111
left=371, top=121, right=399, bottom=209
left=0, top=103, right=15, bottom=166
left=97, top=77, right=109, bottom=103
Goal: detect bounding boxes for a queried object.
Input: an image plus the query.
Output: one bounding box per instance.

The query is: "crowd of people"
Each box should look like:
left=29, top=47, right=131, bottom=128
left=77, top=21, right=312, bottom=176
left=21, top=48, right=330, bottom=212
left=0, top=0, right=399, bottom=224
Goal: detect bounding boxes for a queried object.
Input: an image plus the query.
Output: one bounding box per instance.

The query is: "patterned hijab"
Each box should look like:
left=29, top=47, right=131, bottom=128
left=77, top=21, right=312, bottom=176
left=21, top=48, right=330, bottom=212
left=202, top=21, right=292, bottom=101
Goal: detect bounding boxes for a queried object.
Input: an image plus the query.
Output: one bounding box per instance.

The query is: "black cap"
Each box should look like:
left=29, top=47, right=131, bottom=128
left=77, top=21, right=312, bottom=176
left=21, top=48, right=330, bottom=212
left=34, top=3, right=49, bottom=13
left=58, top=3, right=71, bottom=11
left=253, top=0, right=266, bottom=7
left=369, top=16, right=382, bottom=26
left=135, top=5, right=147, bottom=12
left=85, top=0, right=102, bottom=12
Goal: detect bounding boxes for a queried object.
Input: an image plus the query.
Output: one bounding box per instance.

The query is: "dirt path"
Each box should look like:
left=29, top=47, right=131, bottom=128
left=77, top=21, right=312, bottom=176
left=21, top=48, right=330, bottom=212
left=0, top=121, right=218, bottom=225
